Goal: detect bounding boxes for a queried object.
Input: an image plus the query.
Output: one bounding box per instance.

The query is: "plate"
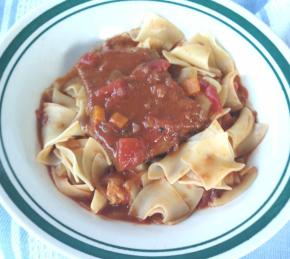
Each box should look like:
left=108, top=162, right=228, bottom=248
left=0, top=0, right=289, bottom=258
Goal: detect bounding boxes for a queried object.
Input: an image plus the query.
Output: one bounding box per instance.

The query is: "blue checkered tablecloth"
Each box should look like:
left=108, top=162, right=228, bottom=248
left=0, top=1, right=289, bottom=258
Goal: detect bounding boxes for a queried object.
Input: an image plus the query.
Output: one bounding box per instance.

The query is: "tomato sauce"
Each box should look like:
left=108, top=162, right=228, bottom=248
left=76, top=35, right=208, bottom=171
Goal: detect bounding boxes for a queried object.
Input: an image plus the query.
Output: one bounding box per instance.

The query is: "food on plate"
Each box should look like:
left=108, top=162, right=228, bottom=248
left=36, top=14, right=267, bottom=224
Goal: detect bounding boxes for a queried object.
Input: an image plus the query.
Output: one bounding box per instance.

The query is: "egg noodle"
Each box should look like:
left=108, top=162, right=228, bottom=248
left=36, top=14, right=267, bottom=224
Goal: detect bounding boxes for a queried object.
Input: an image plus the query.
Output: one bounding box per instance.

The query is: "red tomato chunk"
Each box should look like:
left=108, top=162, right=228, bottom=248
left=200, top=79, right=222, bottom=113
left=116, top=138, right=146, bottom=171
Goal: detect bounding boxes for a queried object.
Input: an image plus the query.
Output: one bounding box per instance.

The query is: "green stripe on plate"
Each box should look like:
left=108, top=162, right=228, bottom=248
left=0, top=0, right=289, bottom=258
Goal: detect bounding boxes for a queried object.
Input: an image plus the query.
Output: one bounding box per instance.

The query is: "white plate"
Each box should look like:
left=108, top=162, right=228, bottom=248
left=0, top=0, right=289, bottom=258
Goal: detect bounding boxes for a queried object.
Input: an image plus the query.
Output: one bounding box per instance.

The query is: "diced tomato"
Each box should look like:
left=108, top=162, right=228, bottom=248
left=200, top=79, right=222, bottom=113
left=116, top=138, right=146, bottom=171
left=147, top=59, right=170, bottom=72
left=95, top=79, right=127, bottom=98
left=79, top=52, right=99, bottom=66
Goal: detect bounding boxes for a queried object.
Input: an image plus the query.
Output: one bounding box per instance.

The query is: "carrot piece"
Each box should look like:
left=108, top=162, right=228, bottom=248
left=109, top=112, right=128, bottom=128
left=92, top=105, right=105, bottom=124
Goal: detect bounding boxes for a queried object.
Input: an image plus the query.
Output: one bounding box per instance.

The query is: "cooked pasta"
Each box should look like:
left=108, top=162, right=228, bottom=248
left=36, top=14, right=267, bottom=224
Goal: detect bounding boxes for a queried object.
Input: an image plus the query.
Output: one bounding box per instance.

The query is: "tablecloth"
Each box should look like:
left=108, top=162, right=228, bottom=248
left=0, top=0, right=289, bottom=258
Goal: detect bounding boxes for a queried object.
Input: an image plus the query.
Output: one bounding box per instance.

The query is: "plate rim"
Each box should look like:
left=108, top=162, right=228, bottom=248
left=0, top=0, right=289, bottom=258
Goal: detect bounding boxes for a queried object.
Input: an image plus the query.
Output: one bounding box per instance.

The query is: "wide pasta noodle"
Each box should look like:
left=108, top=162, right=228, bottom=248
left=178, top=171, right=232, bottom=191
left=148, top=143, right=191, bottom=184
left=91, top=153, right=110, bottom=187
left=235, top=123, right=268, bottom=157
left=190, top=34, right=235, bottom=75
left=209, top=167, right=257, bottom=207
left=63, top=83, right=87, bottom=119
left=162, top=50, right=190, bottom=66
left=82, top=137, right=111, bottom=185
left=51, top=165, right=92, bottom=199
left=37, top=146, right=60, bottom=166
left=168, top=42, right=221, bottom=76
left=53, top=164, right=107, bottom=213
left=52, top=88, right=75, bottom=108
left=37, top=82, right=88, bottom=165
left=90, top=189, right=107, bottom=213
left=124, top=178, right=142, bottom=204
left=149, top=121, right=245, bottom=190
left=37, top=114, right=83, bottom=166
left=227, top=107, right=255, bottom=150
left=141, top=172, right=153, bottom=187
left=163, top=50, right=219, bottom=77
left=222, top=71, right=243, bottom=111
left=172, top=183, right=204, bottom=211
left=53, top=147, right=80, bottom=183
left=130, top=13, right=185, bottom=50
left=182, top=133, right=244, bottom=190
left=39, top=83, right=111, bottom=213
left=41, top=103, right=78, bottom=146
left=129, top=179, right=190, bottom=224
left=56, top=139, right=93, bottom=189
left=148, top=120, right=227, bottom=183
left=55, top=138, right=111, bottom=191
left=163, top=33, right=236, bottom=79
